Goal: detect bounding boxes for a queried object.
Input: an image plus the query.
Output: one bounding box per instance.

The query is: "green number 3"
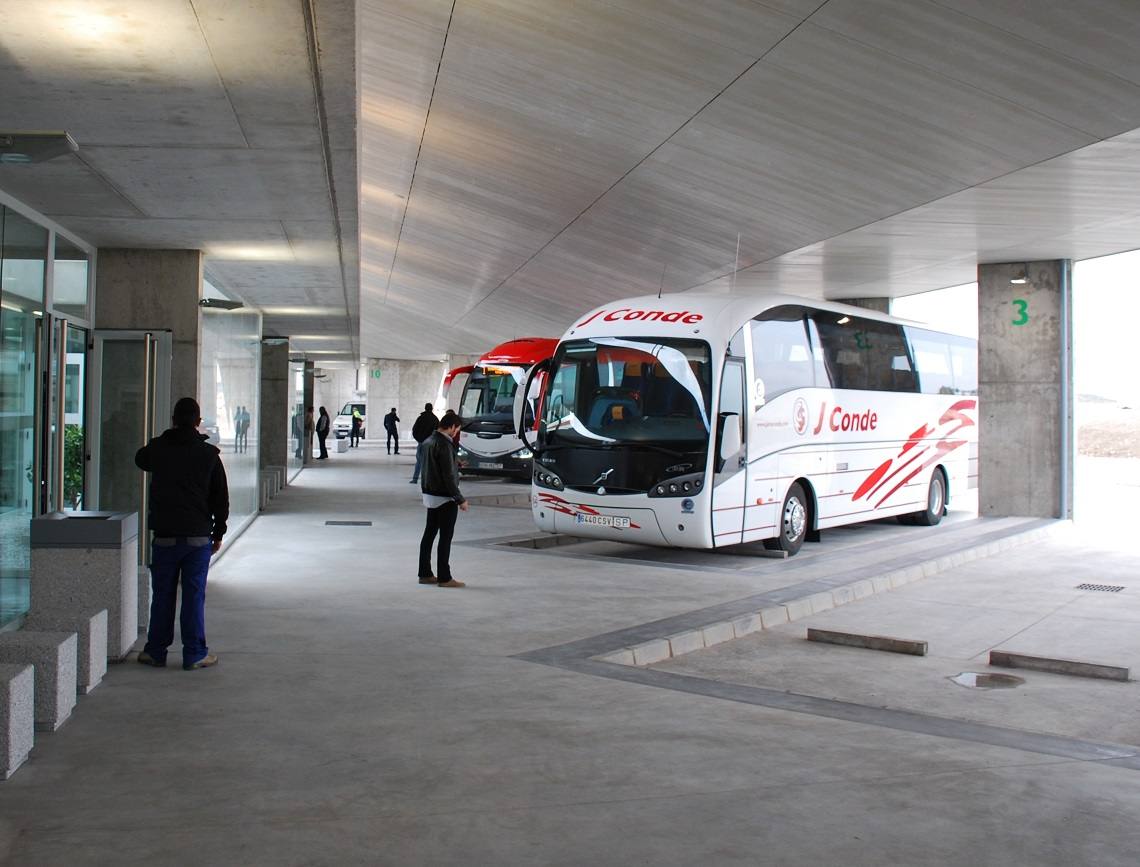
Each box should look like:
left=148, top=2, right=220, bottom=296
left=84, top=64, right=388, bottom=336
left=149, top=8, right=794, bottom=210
left=1011, top=299, right=1029, bottom=326
left=854, top=331, right=872, bottom=350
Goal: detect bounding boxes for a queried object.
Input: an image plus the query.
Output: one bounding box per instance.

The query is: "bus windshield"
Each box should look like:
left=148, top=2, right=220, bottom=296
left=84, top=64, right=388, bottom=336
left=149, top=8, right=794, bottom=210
left=459, top=366, right=524, bottom=432
left=542, top=338, right=712, bottom=445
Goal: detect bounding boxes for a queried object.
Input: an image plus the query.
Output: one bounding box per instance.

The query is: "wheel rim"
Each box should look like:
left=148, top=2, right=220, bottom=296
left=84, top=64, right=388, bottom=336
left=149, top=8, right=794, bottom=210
left=783, top=496, right=806, bottom=541
left=929, top=475, right=944, bottom=515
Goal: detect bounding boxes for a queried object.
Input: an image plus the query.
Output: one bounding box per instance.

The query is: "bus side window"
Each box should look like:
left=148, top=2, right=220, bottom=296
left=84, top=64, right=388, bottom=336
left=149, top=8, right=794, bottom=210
left=906, top=327, right=954, bottom=394
left=750, top=318, right=815, bottom=400
left=948, top=335, right=978, bottom=395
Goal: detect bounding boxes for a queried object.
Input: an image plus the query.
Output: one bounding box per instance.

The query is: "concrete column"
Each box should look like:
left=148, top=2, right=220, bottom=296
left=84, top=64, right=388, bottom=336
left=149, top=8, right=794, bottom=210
left=259, top=340, right=290, bottom=472
left=94, top=249, right=202, bottom=403
left=302, top=361, right=315, bottom=465
left=845, top=298, right=891, bottom=314
left=978, top=260, right=1073, bottom=518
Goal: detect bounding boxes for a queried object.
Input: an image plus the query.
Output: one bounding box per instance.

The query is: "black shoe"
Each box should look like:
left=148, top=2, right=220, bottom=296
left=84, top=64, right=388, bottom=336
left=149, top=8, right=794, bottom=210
left=418, top=575, right=438, bottom=584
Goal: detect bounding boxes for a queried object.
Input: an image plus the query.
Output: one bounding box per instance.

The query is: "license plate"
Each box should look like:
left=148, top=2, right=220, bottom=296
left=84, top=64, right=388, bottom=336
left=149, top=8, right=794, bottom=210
left=479, top=462, right=504, bottom=469
left=576, top=514, right=631, bottom=529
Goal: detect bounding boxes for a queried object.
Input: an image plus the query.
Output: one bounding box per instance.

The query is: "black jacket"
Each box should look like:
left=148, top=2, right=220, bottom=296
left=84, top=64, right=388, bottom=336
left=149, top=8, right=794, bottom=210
left=411, top=410, right=440, bottom=444
left=383, top=411, right=399, bottom=432
left=135, top=427, right=230, bottom=540
left=420, top=431, right=465, bottom=504
left=316, top=412, right=330, bottom=436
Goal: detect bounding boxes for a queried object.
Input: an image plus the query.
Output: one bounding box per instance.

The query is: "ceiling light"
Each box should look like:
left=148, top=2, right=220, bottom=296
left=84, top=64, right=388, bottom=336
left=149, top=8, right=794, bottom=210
left=260, top=306, right=342, bottom=317
left=1010, top=265, right=1028, bottom=285
left=837, top=316, right=850, bottom=325
left=206, top=244, right=295, bottom=262
left=0, top=131, right=78, bottom=164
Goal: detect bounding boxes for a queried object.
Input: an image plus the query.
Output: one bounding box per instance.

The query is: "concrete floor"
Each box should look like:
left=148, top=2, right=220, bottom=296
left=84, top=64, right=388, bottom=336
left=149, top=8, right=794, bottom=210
left=1, top=444, right=1138, bottom=865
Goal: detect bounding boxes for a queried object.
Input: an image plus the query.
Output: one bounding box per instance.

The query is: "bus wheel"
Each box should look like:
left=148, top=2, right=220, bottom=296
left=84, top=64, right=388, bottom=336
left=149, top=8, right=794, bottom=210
left=912, top=469, right=946, bottom=527
left=768, top=482, right=809, bottom=556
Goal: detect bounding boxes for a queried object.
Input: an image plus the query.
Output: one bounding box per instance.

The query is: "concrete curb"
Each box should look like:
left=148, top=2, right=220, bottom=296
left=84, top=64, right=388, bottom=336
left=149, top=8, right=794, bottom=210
left=594, top=522, right=1062, bottom=667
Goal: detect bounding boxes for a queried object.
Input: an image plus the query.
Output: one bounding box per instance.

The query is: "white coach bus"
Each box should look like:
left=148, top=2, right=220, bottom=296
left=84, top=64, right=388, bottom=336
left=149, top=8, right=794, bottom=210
left=525, top=293, right=977, bottom=555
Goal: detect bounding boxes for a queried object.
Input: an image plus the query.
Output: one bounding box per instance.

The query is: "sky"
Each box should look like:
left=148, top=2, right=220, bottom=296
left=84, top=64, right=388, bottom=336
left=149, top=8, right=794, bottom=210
left=890, top=251, right=1140, bottom=405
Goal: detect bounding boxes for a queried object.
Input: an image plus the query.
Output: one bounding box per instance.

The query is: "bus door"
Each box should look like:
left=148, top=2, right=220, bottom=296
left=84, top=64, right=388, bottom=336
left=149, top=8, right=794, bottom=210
left=712, top=337, right=748, bottom=546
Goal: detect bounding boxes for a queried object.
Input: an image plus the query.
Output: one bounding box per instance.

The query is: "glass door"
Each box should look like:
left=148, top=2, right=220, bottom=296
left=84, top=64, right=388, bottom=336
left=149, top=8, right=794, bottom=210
left=89, top=330, right=171, bottom=557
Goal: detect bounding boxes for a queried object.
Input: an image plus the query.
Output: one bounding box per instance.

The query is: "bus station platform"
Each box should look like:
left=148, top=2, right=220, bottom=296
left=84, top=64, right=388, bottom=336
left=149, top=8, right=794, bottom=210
left=0, top=443, right=1136, bottom=865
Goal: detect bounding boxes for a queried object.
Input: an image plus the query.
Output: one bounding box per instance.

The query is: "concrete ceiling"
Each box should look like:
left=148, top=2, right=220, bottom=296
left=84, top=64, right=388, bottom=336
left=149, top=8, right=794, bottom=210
left=5, top=2, right=1140, bottom=365
left=359, top=0, right=1140, bottom=358
left=0, top=0, right=358, bottom=360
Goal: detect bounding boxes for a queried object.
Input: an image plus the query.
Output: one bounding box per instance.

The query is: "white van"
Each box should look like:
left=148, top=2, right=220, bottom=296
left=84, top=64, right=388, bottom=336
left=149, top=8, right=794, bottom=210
left=333, top=402, right=366, bottom=439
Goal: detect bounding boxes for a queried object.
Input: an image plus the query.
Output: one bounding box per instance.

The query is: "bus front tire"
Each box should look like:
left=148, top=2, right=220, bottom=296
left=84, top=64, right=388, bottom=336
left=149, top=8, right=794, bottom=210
left=905, top=468, right=946, bottom=527
left=765, top=482, right=809, bottom=556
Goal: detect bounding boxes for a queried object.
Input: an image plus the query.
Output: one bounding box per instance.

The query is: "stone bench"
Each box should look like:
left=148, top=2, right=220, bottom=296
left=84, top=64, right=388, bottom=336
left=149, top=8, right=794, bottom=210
left=0, top=631, right=77, bottom=732
left=25, top=610, right=108, bottom=695
left=1, top=664, right=34, bottom=780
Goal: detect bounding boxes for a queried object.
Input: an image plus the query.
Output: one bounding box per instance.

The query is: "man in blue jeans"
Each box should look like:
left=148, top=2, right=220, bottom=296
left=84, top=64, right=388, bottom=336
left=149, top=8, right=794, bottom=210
left=135, top=397, right=229, bottom=670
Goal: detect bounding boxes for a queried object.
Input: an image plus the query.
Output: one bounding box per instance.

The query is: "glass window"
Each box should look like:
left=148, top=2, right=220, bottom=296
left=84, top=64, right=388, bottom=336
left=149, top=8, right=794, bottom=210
left=199, top=307, right=262, bottom=538
left=62, top=326, right=87, bottom=509
left=948, top=335, right=978, bottom=395
left=905, top=327, right=977, bottom=395
left=751, top=311, right=816, bottom=400
left=459, top=367, right=524, bottom=433
left=53, top=235, right=90, bottom=322
left=542, top=337, right=712, bottom=444
left=814, top=312, right=917, bottom=393
left=0, top=206, right=48, bottom=627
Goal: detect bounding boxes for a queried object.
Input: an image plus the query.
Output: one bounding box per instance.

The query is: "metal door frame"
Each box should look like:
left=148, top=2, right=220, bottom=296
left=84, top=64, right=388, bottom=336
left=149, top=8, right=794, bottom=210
left=87, top=330, right=172, bottom=525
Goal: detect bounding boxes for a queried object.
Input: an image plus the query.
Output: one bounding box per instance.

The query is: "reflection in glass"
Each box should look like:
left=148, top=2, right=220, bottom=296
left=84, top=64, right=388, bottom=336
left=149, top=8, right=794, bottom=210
left=289, top=361, right=304, bottom=480
left=63, top=326, right=87, bottom=509
left=200, top=308, right=262, bottom=539
left=53, top=235, right=90, bottom=322
left=0, top=206, right=47, bottom=627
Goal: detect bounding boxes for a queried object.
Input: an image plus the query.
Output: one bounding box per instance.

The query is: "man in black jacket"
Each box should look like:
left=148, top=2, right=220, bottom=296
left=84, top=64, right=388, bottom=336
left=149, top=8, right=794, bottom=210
left=409, top=402, right=440, bottom=484
left=418, top=411, right=469, bottom=587
left=135, top=397, right=229, bottom=670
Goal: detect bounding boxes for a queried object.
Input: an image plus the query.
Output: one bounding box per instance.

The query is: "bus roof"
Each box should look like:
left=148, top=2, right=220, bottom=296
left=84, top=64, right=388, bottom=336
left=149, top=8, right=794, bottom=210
left=561, top=292, right=932, bottom=343
left=478, top=337, right=559, bottom=368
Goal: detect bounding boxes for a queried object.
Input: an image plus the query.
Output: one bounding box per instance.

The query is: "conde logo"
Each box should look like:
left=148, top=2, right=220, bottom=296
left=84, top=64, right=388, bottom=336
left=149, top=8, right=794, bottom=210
left=576, top=307, right=704, bottom=327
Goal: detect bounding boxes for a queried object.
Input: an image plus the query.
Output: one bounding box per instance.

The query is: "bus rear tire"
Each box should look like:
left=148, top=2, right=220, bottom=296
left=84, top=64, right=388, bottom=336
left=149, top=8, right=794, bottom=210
left=765, top=482, right=809, bottom=556
left=911, top=468, right=946, bottom=527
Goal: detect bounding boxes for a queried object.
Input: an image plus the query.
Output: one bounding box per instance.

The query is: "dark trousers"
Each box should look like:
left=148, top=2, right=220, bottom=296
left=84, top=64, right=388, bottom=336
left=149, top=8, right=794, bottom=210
left=419, top=501, right=458, bottom=580
left=350, top=427, right=361, bottom=447
left=144, top=540, right=211, bottom=667
left=386, top=430, right=398, bottom=453
left=317, top=432, right=328, bottom=458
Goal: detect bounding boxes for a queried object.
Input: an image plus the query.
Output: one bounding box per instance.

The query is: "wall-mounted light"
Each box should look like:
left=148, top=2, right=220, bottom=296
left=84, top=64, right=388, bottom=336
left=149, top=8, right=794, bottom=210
left=0, top=131, right=78, bottom=164
left=836, top=316, right=850, bottom=325
left=199, top=298, right=245, bottom=310
left=1010, top=265, right=1028, bottom=285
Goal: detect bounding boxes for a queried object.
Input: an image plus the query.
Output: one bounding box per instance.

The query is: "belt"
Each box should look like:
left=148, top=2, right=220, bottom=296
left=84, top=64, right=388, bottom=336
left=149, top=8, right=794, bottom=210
left=153, top=536, right=211, bottom=547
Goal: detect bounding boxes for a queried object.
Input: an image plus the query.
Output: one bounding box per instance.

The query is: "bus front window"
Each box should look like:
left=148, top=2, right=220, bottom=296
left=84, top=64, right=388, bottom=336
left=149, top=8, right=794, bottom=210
left=459, top=367, right=524, bottom=433
left=543, top=338, right=712, bottom=445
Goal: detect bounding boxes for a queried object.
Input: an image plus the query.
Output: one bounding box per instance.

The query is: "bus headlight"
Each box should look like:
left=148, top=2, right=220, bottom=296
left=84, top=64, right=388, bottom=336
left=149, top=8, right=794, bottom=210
left=534, top=467, right=564, bottom=491
left=648, top=472, right=705, bottom=498
left=511, top=448, right=534, bottom=459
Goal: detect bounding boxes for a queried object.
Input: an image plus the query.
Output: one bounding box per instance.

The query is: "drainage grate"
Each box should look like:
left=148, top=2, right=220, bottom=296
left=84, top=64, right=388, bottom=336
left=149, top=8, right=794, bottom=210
left=325, top=520, right=373, bottom=527
left=1076, top=583, right=1124, bottom=592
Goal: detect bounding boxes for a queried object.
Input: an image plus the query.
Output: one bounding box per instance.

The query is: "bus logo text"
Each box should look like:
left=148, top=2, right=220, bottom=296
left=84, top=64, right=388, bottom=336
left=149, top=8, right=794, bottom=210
left=812, top=403, right=879, bottom=435
left=576, top=308, right=704, bottom=328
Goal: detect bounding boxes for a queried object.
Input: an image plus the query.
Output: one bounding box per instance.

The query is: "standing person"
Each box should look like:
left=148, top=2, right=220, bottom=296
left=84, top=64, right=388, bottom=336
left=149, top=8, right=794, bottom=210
left=233, top=405, right=242, bottom=453
left=418, top=411, right=469, bottom=587
left=304, top=407, right=315, bottom=462
left=409, top=402, right=440, bottom=484
left=315, top=406, right=331, bottom=460
left=239, top=406, right=251, bottom=453
left=135, top=397, right=228, bottom=670
left=292, top=410, right=302, bottom=459
left=383, top=407, right=400, bottom=454
left=350, top=407, right=363, bottom=448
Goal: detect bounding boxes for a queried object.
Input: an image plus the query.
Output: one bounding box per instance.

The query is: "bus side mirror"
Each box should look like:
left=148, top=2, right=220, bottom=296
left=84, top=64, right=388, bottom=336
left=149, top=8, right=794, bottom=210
left=717, top=411, right=742, bottom=470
